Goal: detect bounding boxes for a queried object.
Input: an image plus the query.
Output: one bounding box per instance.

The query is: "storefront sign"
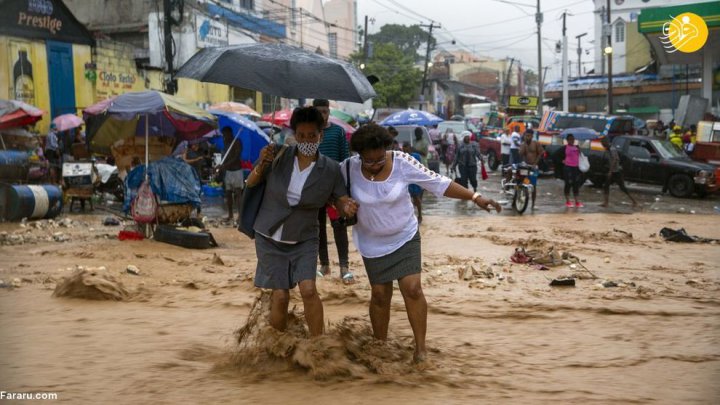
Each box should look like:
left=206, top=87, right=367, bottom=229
left=508, top=96, right=538, bottom=108
left=195, top=14, right=228, bottom=48
left=96, top=70, right=141, bottom=98
left=0, top=0, right=93, bottom=45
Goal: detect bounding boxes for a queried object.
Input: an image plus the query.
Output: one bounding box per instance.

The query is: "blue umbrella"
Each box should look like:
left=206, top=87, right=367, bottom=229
left=560, top=127, right=600, bottom=141
left=380, top=109, right=444, bottom=126
left=208, top=110, right=271, bottom=167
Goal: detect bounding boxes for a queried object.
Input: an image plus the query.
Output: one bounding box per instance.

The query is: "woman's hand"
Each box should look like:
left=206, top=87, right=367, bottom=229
left=475, top=196, right=502, bottom=213
left=259, top=143, right=277, bottom=167
left=338, top=196, right=358, bottom=217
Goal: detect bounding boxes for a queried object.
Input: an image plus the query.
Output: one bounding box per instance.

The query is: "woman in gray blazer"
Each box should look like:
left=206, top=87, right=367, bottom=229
left=245, top=107, right=358, bottom=336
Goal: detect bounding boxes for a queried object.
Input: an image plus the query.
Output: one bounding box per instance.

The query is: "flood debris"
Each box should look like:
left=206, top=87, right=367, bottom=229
left=53, top=269, right=131, bottom=301
left=549, top=277, right=576, bottom=287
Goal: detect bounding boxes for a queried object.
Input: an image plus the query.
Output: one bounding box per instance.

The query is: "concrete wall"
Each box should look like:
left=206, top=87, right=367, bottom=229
left=324, top=0, right=357, bottom=59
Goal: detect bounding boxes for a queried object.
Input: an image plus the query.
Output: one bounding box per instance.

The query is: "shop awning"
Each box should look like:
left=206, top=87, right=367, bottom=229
left=627, top=106, right=660, bottom=114
left=458, top=93, right=490, bottom=102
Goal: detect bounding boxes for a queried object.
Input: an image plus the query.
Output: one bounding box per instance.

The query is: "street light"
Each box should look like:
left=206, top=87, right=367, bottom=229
left=360, top=63, right=365, bottom=70
left=427, top=62, right=433, bottom=68
left=604, top=46, right=613, bottom=55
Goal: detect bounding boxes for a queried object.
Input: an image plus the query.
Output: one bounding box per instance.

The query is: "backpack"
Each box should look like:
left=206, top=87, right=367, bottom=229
left=132, top=180, right=158, bottom=223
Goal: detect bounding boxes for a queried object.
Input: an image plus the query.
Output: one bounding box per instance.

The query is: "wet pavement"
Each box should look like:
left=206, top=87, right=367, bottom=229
left=139, top=166, right=720, bottom=221
left=422, top=166, right=720, bottom=217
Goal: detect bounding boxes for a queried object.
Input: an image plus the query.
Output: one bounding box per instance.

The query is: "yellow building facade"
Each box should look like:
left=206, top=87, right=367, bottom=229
left=1, top=0, right=261, bottom=136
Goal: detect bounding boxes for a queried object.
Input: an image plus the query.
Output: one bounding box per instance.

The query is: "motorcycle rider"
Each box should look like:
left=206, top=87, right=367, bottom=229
left=519, top=129, right=544, bottom=210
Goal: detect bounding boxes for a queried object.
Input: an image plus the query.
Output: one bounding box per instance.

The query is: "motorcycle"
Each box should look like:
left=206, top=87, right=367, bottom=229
left=94, top=163, right=125, bottom=202
left=501, top=163, right=533, bottom=214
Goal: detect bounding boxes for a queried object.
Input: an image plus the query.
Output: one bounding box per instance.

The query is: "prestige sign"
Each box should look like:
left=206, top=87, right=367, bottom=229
left=0, top=0, right=94, bottom=45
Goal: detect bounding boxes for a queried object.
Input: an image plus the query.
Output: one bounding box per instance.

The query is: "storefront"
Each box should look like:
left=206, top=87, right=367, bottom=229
left=0, top=0, right=95, bottom=132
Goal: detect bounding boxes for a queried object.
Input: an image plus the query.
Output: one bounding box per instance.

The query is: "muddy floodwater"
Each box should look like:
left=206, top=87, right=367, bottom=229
left=1, top=213, right=719, bottom=404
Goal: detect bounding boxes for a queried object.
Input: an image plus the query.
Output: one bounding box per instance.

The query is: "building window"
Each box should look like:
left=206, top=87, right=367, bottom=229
left=328, top=33, right=338, bottom=59
left=615, top=22, right=625, bottom=43
left=240, top=0, right=254, bottom=10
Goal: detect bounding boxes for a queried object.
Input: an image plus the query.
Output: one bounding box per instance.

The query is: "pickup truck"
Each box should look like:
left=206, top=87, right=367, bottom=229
left=548, top=135, right=718, bottom=198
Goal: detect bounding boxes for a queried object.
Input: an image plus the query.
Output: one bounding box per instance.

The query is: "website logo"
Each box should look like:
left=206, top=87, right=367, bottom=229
left=660, top=12, right=708, bottom=53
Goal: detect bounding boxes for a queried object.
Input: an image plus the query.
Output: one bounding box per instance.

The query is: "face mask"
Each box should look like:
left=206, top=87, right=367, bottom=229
left=297, top=142, right=319, bottom=157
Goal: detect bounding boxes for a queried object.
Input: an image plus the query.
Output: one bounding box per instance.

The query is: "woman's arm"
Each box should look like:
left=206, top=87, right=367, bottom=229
left=245, top=143, right=277, bottom=187
left=443, top=182, right=501, bottom=213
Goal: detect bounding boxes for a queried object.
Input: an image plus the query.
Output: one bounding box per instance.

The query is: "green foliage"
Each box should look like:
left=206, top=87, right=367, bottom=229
left=367, top=24, right=436, bottom=63
left=351, top=42, right=422, bottom=108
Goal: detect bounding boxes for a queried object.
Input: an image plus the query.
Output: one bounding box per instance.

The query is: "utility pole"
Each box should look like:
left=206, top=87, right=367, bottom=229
left=299, top=8, right=304, bottom=48
left=576, top=32, right=587, bottom=77
left=561, top=11, right=569, bottom=112
left=606, top=0, right=613, bottom=114
left=363, top=15, right=369, bottom=60
left=163, top=0, right=175, bottom=94
left=502, top=57, right=515, bottom=107
left=420, top=22, right=438, bottom=111
left=536, top=0, right=543, bottom=117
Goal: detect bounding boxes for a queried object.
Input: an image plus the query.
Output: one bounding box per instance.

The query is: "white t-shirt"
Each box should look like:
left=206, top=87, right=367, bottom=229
left=341, top=152, right=452, bottom=258
left=510, top=132, right=522, bottom=150
left=500, top=133, right=512, bottom=155
left=262, top=157, right=315, bottom=243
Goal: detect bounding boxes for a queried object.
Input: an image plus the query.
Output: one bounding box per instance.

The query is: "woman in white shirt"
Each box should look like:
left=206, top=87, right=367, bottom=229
left=342, top=124, right=501, bottom=363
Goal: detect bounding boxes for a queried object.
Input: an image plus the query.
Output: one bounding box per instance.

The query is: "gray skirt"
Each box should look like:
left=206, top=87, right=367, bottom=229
left=362, top=231, right=421, bottom=285
left=254, top=234, right=318, bottom=290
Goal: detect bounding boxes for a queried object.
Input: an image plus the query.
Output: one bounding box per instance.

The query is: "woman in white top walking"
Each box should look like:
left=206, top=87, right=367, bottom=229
left=342, top=124, right=501, bottom=362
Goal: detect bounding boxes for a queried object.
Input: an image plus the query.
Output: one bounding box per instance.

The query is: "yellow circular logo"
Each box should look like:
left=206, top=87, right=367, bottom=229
left=663, top=12, right=708, bottom=53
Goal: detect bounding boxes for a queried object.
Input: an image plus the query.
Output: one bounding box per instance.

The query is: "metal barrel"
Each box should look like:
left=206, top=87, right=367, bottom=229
left=0, top=184, right=63, bottom=221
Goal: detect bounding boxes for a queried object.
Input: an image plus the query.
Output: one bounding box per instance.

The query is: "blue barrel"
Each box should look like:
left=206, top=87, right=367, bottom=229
left=0, top=150, right=30, bottom=182
left=0, top=184, right=63, bottom=221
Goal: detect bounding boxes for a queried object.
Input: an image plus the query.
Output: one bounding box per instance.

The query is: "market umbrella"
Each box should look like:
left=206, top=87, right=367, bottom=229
left=560, top=127, right=600, bottom=141
left=260, top=109, right=293, bottom=126
left=52, top=114, right=83, bottom=132
left=380, top=109, right=444, bottom=127
left=208, top=110, right=271, bottom=170
left=85, top=91, right=216, bottom=177
left=0, top=99, right=44, bottom=130
left=208, top=101, right=261, bottom=118
left=175, top=43, right=376, bottom=103
left=329, top=116, right=355, bottom=140
left=330, top=108, right=355, bottom=124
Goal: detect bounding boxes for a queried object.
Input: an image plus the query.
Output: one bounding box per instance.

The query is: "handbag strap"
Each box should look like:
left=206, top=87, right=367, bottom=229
left=345, top=158, right=352, bottom=198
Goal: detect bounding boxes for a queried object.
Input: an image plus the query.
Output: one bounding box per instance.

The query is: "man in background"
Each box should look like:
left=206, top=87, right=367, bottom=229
left=313, top=99, right=353, bottom=284
left=216, top=127, right=243, bottom=223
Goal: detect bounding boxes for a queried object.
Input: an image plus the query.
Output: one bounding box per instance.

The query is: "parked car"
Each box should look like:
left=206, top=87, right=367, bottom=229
left=437, top=120, right=481, bottom=139
left=393, top=125, right=441, bottom=172
left=476, top=132, right=502, bottom=171
left=547, top=135, right=717, bottom=198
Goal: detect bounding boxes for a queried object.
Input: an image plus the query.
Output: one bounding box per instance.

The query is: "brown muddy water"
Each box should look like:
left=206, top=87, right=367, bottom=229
left=1, top=213, right=719, bottom=404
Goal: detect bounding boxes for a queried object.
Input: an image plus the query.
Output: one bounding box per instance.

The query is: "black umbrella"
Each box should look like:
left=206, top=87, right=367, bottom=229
left=175, top=43, right=376, bottom=103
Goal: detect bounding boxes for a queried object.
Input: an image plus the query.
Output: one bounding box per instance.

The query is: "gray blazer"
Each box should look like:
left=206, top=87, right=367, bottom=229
left=253, top=145, right=347, bottom=242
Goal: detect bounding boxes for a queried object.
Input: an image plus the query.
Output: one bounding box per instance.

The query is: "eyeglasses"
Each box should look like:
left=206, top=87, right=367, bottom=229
left=360, top=156, right=386, bottom=167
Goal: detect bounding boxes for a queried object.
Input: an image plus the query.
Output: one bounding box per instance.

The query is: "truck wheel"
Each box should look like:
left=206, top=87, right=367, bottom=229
left=668, top=174, right=694, bottom=198
left=487, top=151, right=499, bottom=171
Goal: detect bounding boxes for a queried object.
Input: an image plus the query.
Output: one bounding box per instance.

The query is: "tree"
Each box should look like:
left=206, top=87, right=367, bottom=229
left=351, top=43, right=421, bottom=108
left=367, top=24, right=435, bottom=63
left=524, top=69, right=538, bottom=96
